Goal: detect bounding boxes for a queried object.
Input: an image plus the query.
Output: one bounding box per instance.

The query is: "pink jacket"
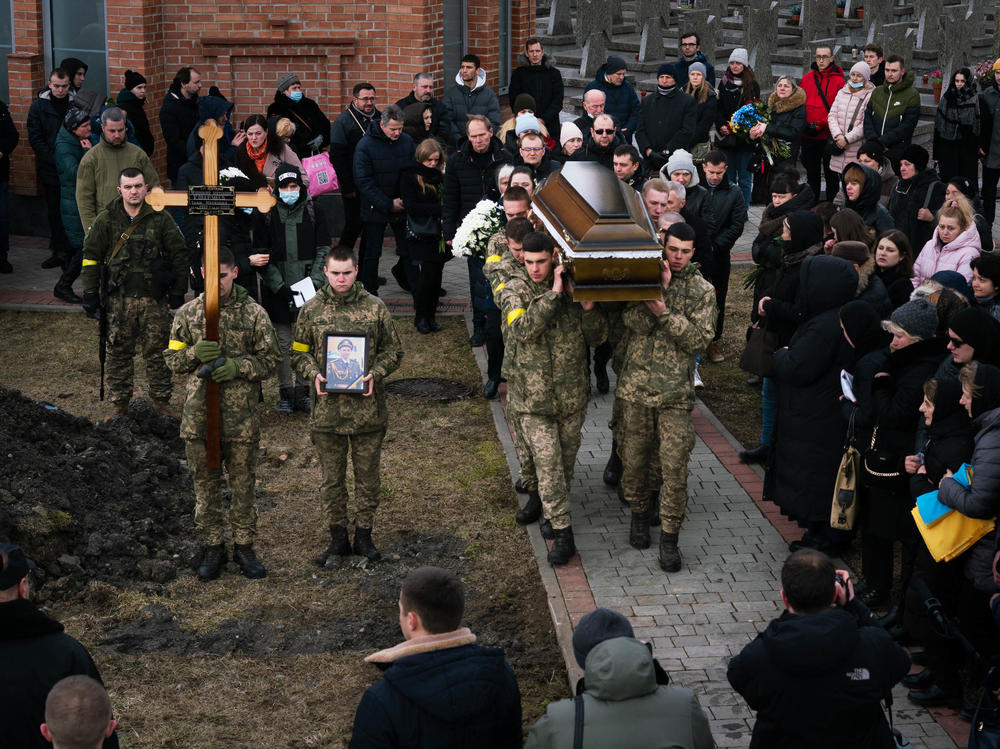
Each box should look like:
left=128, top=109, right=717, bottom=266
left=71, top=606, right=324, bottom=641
left=912, top=223, right=982, bottom=286
left=827, top=82, right=874, bottom=174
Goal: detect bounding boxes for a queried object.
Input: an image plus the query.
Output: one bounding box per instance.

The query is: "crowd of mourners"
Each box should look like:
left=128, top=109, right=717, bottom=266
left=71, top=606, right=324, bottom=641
left=6, top=27, right=1000, bottom=749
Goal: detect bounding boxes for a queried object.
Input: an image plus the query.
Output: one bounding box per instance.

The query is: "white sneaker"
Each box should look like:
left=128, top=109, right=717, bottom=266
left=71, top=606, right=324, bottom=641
left=694, top=364, right=704, bottom=389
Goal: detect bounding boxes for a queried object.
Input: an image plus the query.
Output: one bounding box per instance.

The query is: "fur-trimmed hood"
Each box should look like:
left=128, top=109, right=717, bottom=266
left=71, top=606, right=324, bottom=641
left=517, top=52, right=557, bottom=69
left=365, top=627, right=477, bottom=664
left=856, top=256, right=876, bottom=295
left=768, top=86, right=807, bottom=113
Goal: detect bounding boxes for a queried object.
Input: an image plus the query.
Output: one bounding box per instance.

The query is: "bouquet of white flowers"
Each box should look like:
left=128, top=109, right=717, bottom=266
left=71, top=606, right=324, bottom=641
left=451, top=199, right=502, bottom=259
left=218, top=166, right=249, bottom=185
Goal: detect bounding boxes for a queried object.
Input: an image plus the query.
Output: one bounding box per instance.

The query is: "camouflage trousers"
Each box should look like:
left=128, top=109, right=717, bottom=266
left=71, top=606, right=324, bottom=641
left=620, top=402, right=695, bottom=533
left=311, top=429, right=385, bottom=528
left=519, top=409, right=586, bottom=530
left=185, top=439, right=259, bottom=545
left=106, top=295, right=172, bottom=404
left=274, top=322, right=308, bottom=390
left=507, top=390, right=537, bottom=492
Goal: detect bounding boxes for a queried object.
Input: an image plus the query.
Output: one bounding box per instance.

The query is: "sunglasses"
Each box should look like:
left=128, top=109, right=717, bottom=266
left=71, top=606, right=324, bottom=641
left=593, top=128, right=615, bottom=135
left=949, top=336, right=967, bottom=348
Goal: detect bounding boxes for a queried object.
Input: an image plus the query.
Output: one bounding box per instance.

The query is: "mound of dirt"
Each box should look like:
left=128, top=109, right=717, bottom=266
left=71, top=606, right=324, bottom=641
left=0, top=387, right=196, bottom=600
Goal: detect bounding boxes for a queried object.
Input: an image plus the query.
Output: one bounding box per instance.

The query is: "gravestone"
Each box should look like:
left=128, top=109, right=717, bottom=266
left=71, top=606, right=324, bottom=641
left=940, top=6, right=975, bottom=83
left=610, top=0, right=624, bottom=24
left=637, top=0, right=672, bottom=61
left=576, top=0, right=614, bottom=77
left=802, top=0, right=838, bottom=46
left=547, top=0, right=573, bottom=36
left=880, top=22, right=915, bottom=69
left=863, top=0, right=895, bottom=43
left=744, top=0, right=779, bottom=85
left=694, top=0, right=728, bottom=22
left=995, top=1, right=1000, bottom=58
left=914, top=0, right=944, bottom=49
left=685, top=8, right=718, bottom=65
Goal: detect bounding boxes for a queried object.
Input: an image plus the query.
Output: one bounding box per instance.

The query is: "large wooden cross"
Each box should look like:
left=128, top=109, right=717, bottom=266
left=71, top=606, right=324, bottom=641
left=146, top=119, right=276, bottom=468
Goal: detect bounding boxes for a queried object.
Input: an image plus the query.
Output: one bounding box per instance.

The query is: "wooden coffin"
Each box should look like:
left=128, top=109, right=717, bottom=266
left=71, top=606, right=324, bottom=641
left=532, top=161, right=662, bottom=302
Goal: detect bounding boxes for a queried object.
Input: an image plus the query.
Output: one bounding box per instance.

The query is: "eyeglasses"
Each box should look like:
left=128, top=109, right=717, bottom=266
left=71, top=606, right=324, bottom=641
left=681, top=42, right=697, bottom=47
left=949, top=336, right=967, bottom=348
left=520, top=146, right=544, bottom=153
left=356, top=95, right=375, bottom=102
left=593, top=128, right=615, bottom=135
left=815, top=54, right=832, bottom=59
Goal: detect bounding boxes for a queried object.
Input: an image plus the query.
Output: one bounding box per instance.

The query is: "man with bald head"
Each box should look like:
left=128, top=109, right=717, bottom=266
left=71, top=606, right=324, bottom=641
left=573, top=89, right=606, bottom=136
left=40, top=676, right=116, bottom=749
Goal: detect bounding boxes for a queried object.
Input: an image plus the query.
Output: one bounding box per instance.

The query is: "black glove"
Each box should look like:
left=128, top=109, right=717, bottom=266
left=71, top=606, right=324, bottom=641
left=277, top=285, right=296, bottom=309
left=82, top=290, right=100, bottom=318
left=169, top=294, right=185, bottom=310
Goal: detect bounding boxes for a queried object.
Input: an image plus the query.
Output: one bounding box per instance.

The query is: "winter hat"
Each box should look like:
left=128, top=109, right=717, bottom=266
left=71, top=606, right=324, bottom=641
left=729, top=48, right=750, bottom=67
left=688, top=62, right=708, bottom=78
left=276, top=73, right=301, bottom=93
left=992, top=59, right=1000, bottom=73
left=970, top=362, right=1000, bottom=418
left=657, top=62, right=678, bottom=79
left=515, top=113, right=542, bottom=136
left=560, top=121, right=583, bottom=146
left=900, top=144, right=930, bottom=172
left=63, top=107, right=90, bottom=132
left=605, top=55, right=628, bottom=74
left=849, top=61, right=871, bottom=82
left=786, top=210, right=825, bottom=254
left=124, top=69, right=147, bottom=90
left=840, top=300, right=890, bottom=356
left=890, top=298, right=939, bottom=340
left=512, top=93, right=536, bottom=113
left=830, top=240, right=871, bottom=264
left=274, top=163, right=303, bottom=188
left=662, top=149, right=699, bottom=187
left=972, top=251, right=1000, bottom=288
left=858, top=140, right=885, bottom=163
left=572, top=608, right=634, bottom=668
left=949, top=306, right=1000, bottom=360
left=948, top=176, right=977, bottom=200
left=0, top=542, right=36, bottom=589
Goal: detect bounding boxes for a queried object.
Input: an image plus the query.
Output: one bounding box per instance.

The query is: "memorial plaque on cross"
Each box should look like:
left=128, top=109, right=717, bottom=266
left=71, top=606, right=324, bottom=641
left=145, top=120, right=276, bottom=469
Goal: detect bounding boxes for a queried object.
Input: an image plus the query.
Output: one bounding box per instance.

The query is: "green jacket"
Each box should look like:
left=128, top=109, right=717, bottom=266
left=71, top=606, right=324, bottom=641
left=291, top=282, right=403, bottom=434
left=526, top=637, right=716, bottom=749
left=863, top=70, right=920, bottom=147
left=75, top=137, right=159, bottom=232
left=164, top=284, right=281, bottom=441
left=80, top=198, right=187, bottom=298
left=618, top=263, right=716, bottom=410
left=498, top=273, right=607, bottom=416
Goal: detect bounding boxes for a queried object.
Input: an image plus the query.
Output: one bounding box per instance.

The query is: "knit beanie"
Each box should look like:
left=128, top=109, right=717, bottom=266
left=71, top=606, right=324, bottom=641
left=973, top=251, right=1000, bottom=288
left=657, top=62, right=678, bottom=79
left=970, top=363, right=1000, bottom=418
left=274, top=162, right=303, bottom=187
left=900, top=144, right=930, bottom=172
left=512, top=93, right=536, bottom=113
left=688, top=62, right=708, bottom=78
left=572, top=608, right=634, bottom=668
left=276, top=73, right=301, bottom=93
left=849, top=61, right=871, bottom=82
left=663, top=149, right=699, bottom=186
left=729, top=48, right=750, bottom=67
left=605, top=55, right=628, bottom=74
left=949, top=306, right=1000, bottom=361
left=830, top=240, right=871, bottom=264
left=858, top=140, right=885, bottom=163
left=560, top=121, right=583, bottom=146
left=992, top=59, right=1000, bottom=73
left=63, top=107, right=90, bottom=132
left=890, top=298, right=939, bottom=340
left=515, top=113, right=541, bottom=136
left=124, top=70, right=147, bottom=90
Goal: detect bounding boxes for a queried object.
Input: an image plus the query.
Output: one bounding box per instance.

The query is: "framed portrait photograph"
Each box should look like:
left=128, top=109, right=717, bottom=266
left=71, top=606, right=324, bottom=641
left=322, top=332, right=370, bottom=394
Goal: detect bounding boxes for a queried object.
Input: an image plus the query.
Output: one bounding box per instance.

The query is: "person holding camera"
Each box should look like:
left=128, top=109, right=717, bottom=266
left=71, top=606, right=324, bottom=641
left=728, top=549, right=911, bottom=747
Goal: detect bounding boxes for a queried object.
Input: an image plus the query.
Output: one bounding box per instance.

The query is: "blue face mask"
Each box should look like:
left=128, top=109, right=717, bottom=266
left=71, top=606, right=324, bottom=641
left=241, top=207, right=253, bottom=215
left=279, top=189, right=299, bottom=205
left=289, top=90, right=303, bottom=102
left=849, top=80, right=864, bottom=89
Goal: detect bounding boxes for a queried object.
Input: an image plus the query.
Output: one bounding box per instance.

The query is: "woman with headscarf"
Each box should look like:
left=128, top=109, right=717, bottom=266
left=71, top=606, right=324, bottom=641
left=841, top=162, right=894, bottom=234
left=888, top=144, right=947, bottom=255
left=934, top=67, right=981, bottom=185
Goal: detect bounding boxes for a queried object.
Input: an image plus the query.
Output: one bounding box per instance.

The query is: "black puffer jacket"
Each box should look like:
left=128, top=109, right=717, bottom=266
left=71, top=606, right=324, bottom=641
left=507, top=53, right=564, bottom=136
left=266, top=92, right=331, bottom=159
left=716, top=76, right=761, bottom=152
left=843, top=162, right=894, bottom=234
left=26, top=90, right=67, bottom=182
left=116, top=87, right=154, bottom=155
left=353, top=124, right=416, bottom=223
left=888, top=168, right=946, bottom=254
left=158, top=84, right=199, bottom=182
left=442, top=136, right=511, bottom=240
left=399, top=161, right=446, bottom=263
left=688, top=88, right=718, bottom=144
left=701, top=172, right=746, bottom=252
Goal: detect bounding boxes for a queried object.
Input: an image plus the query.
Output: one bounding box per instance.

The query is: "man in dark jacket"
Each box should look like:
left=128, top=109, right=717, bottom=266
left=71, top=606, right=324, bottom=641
left=573, top=89, right=606, bottom=137
left=584, top=56, right=641, bottom=136
left=349, top=566, right=521, bottom=748
left=27, top=68, right=73, bottom=268
left=394, top=73, right=450, bottom=144
left=353, top=105, right=416, bottom=295
left=863, top=56, right=920, bottom=174
left=674, top=31, right=717, bottom=88
left=266, top=72, right=331, bottom=159
left=0, top=97, right=19, bottom=274
left=331, top=82, right=380, bottom=252
left=570, top=114, right=624, bottom=169
left=801, top=47, right=845, bottom=201
left=728, top=549, right=910, bottom=748
left=442, top=54, right=502, bottom=147
left=159, top=66, right=201, bottom=183
left=0, top=543, right=120, bottom=749
left=507, top=38, right=564, bottom=140
left=635, top=63, right=695, bottom=173
left=116, top=69, right=154, bottom=156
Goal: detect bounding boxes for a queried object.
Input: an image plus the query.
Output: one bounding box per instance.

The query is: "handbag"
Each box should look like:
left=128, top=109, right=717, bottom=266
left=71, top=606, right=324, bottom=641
left=824, top=90, right=866, bottom=157
left=911, top=505, right=995, bottom=563
left=831, top=410, right=862, bottom=531
left=406, top=213, right=440, bottom=240
left=863, top=426, right=903, bottom=482
left=739, top=323, right=778, bottom=378
left=301, top=152, right=339, bottom=198
left=969, top=668, right=1000, bottom=748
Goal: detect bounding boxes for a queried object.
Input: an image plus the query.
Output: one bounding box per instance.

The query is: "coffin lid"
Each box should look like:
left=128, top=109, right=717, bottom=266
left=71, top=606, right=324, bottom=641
left=532, top=161, right=661, bottom=259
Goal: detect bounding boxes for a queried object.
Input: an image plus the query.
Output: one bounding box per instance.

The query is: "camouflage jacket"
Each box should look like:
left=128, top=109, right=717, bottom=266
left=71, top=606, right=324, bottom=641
left=499, top=274, right=607, bottom=416
left=81, top=198, right=187, bottom=298
left=291, top=282, right=403, bottom=434
left=618, top=263, right=716, bottom=410
left=165, top=284, right=281, bottom=441
left=484, top=232, right=530, bottom=380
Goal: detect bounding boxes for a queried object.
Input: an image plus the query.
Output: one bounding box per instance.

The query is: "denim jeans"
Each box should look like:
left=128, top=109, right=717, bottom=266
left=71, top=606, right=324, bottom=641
left=726, top=150, right=753, bottom=210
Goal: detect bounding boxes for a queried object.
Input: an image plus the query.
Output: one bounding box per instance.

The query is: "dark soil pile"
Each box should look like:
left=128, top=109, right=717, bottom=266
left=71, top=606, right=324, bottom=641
left=0, top=387, right=196, bottom=600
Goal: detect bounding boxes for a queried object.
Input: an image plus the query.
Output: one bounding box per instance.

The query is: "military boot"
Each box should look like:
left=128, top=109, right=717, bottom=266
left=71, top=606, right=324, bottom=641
left=233, top=543, right=267, bottom=579
left=152, top=399, right=181, bottom=420
left=659, top=532, right=682, bottom=573
left=629, top=512, right=650, bottom=550
left=293, top=385, right=311, bottom=413
left=104, top=401, right=129, bottom=422
left=353, top=527, right=382, bottom=561
left=539, top=517, right=555, bottom=539
left=314, top=525, right=350, bottom=566
left=603, top=444, right=622, bottom=486
left=196, top=544, right=227, bottom=581
left=547, top=526, right=576, bottom=566
left=53, top=280, right=82, bottom=304
left=515, top=490, right=542, bottom=525
left=647, top=490, right=661, bottom=526
left=277, top=388, right=294, bottom=414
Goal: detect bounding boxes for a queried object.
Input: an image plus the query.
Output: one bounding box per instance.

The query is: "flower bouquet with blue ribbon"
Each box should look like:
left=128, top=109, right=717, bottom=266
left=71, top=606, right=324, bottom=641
left=728, top=101, right=791, bottom=165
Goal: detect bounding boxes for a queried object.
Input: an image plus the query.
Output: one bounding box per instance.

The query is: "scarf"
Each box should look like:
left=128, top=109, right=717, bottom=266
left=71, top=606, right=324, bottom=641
left=657, top=85, right=676, bottom=96
left=246, top=139, right=269, bottom=174
left=721, top=69, right=742, bottom=91
left=938, top=81, right=981, bottom=139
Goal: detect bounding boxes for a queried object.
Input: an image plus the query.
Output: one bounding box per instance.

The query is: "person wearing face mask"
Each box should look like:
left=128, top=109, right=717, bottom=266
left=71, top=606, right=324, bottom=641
left=828, top=63, right=875, bottom=198
left=266, top=73, right=330, bottom=159
left=934, top=67, right=981, bottom=185
left=635, top=63, right=695, bottom=173
left=911, top=195, right=982, bottom=287
left=252, top=164, right=331, bottom=414
left=115, top=70, right=154, bottom=156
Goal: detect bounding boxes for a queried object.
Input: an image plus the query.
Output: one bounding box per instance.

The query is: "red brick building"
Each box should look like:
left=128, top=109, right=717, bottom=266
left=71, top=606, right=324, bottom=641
left=5, top=0, right=536, bottom=196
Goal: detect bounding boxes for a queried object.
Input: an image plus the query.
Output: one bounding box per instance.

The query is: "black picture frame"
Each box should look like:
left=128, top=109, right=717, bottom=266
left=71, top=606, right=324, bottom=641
left=322, top=332, right=370, bottom=394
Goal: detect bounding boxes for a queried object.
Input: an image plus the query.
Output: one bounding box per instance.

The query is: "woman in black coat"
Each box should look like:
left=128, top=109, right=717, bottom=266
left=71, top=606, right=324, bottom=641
left=933, top=68, right=980, bottom=185
left=765, top=254, right=858, bottom=549
left=715, top=50, right=760, bottom=209
left=400, top=138, right=449, bottom=333
left=873, top=229, right=915, bottom=310
left=751, top=76, right=807, bottom=178
left=684, top=63, right=718, bottom=159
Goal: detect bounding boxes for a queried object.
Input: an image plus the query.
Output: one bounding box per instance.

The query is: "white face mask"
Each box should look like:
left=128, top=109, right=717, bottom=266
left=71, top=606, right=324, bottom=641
left=849, top=80, right=864, bottom=89
left=279, top=189, right=300, bottom=205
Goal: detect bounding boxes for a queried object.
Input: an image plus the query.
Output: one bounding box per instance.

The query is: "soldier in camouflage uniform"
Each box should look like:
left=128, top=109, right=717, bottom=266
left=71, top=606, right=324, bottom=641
left=165, top=247, right=281, bottom=581
left=291, top=246, right=403, bottom=563
left=81, top=167, right=188, bottom=420
left=498, top=232, right=607, bottom=565
left=618, top=222, right=716, bottom=572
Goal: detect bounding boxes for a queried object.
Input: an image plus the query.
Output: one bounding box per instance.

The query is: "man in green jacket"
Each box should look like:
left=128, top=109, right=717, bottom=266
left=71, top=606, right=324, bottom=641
left=165, top=247, right=281, bottom=581
left=618, top=222, right=716, bottom=572
left=862, top=55, right=920, bottom=174
left=81, top=168, right=187, bottom=420
left=291, top=246, right=403, bottom=564
left=498, top=232, right=607, bottom=565
left=75, top=107, right=158, bottom=232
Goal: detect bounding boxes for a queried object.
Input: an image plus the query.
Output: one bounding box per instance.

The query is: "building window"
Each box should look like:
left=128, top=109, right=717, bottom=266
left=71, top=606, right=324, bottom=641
left=0, top=0, right=11, bottom=102
left=50, top=0, right=107, bottom=96
left=497, top=0, right=510, bottom=94
left=442, top=0, right=466, bottom=83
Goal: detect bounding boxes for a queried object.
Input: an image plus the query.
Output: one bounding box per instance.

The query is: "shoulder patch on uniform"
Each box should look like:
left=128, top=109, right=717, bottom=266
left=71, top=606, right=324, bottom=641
left=292, top=341, right=311, bottom=352
left=168, top=339, right=188, bottom=350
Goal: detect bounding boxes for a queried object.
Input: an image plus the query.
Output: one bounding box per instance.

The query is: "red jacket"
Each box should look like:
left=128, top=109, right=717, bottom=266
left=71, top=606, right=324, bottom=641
left=801, top=63, right=845, bottom=140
